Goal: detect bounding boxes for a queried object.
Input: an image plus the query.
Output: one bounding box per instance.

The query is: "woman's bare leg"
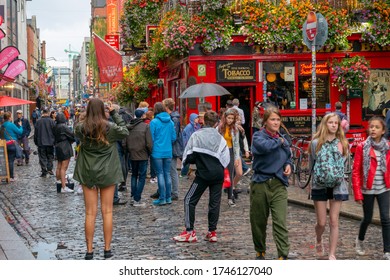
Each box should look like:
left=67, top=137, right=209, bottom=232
left=100, top=185, right=115, bottom=251
left=83, top=185, right=98, bottom=253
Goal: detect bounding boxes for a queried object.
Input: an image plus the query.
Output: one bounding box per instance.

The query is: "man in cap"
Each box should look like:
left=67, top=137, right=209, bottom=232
left=14, top=109, right=31, bottom=165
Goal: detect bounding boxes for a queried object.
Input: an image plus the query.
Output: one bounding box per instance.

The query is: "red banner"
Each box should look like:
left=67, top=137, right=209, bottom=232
left=93, top=33, right=123, bottom=83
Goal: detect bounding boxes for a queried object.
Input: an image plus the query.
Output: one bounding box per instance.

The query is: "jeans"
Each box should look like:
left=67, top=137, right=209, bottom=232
left=6, top=143, right=16, bottom=178
left=152, top=157, right=172, bottom=201
left=117, top=143, right=129, bottom=184
left=241, top=151, right=249, bottom=173
left=17, top=136, right=30, bottom=164
left=130, top=160, right=148, bottom=202
left=359, top=191, right=390, bottom=253
left=170, top=157, right=179, bottom=197
left=149, top=157, right=156, bottom=178
left=114, top=184, right=119, bottom=203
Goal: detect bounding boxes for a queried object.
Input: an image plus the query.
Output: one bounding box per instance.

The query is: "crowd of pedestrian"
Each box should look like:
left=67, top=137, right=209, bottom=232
left=1, top=96, right=389, bottom=262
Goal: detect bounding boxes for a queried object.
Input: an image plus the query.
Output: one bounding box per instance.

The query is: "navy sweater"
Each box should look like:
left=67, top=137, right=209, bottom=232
left=251, top=129, right=292, bottom=186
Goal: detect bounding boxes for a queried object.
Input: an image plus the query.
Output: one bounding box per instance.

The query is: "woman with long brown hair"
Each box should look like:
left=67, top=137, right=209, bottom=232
left=217, top=108, right=242, bottom=207
left=73, top=98, right=128, bottom=260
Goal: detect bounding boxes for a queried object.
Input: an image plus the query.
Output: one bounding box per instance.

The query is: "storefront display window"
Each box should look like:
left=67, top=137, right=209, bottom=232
left=263, top=62, right=295, bottom=110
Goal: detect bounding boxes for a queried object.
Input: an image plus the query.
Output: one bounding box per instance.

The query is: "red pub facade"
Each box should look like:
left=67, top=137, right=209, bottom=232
left=154, top=34, right=390, bottom=149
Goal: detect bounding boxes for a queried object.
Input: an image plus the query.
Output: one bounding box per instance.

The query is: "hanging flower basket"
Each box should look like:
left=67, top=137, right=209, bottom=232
left=331, top=55, right=371, bottom=92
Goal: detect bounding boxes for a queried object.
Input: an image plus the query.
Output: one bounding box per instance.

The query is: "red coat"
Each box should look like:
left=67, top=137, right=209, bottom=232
left=352, top=142, right=390, bottom=201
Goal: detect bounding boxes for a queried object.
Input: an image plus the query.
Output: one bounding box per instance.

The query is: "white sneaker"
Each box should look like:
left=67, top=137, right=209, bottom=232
left=228, top=199, right=236, bottom=207
left=61, top=187, right=74, bottom=193
left=133, top=200, right=146, bottom=207
left=150, top=178, right=157, bottom=183
left=243, top=168, right=252, bottom=176
left=76, top=186, right=83, bottom=194
left=383, top=252, right=390, bottom=260
left=355, top=237, right=365, bottom=255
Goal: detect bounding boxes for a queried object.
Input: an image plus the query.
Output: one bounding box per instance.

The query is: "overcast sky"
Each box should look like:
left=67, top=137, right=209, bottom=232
left=26, top=0, right=91, bottom=66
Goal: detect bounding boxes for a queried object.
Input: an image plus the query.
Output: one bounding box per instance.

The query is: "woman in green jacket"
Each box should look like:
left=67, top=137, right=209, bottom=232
left=73, top=98, right=129, bottom=260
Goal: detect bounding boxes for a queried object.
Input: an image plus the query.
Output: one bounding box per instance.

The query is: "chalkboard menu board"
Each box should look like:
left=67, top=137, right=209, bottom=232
left=0, top=140, right=10, bottom=181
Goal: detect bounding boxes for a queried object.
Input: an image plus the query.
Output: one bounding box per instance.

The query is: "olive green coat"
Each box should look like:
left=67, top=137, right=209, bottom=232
left=73, top=111, right=129, bottom=188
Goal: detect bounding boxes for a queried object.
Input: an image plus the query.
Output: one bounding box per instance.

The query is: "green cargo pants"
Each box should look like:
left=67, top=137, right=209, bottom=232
left=250, top=177, right=289, bottom=258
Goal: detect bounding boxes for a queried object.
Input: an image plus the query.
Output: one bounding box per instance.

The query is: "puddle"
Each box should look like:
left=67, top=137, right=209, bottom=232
left=31, top=242, right=59, bottom=260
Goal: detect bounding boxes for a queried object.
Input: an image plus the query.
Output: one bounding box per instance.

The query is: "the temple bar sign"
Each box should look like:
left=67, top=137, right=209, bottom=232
left=217, top=61, right=256, bottom=82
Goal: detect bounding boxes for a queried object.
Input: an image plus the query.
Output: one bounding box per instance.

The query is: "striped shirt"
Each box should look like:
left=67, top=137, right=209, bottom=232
left=363, top=149, right=388, bottom=195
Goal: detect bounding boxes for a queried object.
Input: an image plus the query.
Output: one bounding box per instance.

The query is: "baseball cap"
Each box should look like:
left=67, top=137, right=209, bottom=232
left=16, top=109, right=22, bottom=114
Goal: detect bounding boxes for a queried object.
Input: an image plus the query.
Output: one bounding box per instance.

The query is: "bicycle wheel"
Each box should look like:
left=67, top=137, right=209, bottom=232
left=296, top=150, right=311, bottom=189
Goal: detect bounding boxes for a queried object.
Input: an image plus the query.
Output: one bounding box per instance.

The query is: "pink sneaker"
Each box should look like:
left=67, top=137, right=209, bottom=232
left=204, top=231, right=217, bottom=242
left=172, top=230, right=197, bottom=243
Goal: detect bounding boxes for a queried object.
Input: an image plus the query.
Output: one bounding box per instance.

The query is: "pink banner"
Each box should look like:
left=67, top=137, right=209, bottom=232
left=0, top=59, right=27, bottom=86
left=0, top=46, right=20, bottom=70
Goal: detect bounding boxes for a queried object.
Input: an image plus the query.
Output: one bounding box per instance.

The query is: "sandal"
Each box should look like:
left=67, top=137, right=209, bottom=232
left=315, top=238, right=324, bottom=256
left=328, top=255, right=336, bottom=260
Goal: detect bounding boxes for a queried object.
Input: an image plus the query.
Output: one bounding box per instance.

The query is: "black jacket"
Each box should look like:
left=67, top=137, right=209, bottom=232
left=34, top=116, right=55, bottom=146
left=53, top=113, right=75, bottom=161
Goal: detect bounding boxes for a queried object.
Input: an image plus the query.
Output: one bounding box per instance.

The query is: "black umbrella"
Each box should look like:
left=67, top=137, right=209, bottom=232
left=179, top=83, right=231, bottom=99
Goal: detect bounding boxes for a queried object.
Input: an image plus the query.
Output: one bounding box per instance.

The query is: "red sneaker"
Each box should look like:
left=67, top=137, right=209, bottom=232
left=172, top=230, right=197, bottom=243
left=204, top=231, right=217, bottom=242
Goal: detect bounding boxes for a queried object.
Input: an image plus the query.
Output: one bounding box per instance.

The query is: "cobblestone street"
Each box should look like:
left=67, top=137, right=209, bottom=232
left=0, top=140, right=386, bottom=260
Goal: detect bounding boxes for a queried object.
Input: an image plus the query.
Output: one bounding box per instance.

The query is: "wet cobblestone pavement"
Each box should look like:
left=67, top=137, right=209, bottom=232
left=0, top=140, right=386, bottom=260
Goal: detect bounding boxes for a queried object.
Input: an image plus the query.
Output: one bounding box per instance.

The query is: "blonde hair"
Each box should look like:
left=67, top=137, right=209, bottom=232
left=138, top=101, right=149, bottom=108
left=309, top=113, right=348, bottom=156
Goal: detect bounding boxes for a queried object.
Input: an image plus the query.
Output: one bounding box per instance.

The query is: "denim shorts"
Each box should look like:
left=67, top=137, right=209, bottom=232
left=311, top=188, right=348, bottom=201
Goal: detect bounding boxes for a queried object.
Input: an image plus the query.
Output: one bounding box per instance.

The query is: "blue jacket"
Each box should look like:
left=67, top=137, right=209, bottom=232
left=150, top=112, right=176, bottom=158
left=182, top=113, right=200, bottom=146
left=251, top=128, right=292, bottom=186
left=1, top=121, right=23, bottom=141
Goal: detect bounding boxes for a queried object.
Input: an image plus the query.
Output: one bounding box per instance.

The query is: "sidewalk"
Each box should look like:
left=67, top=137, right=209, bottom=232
left=0, top=211, right=35, bottom=260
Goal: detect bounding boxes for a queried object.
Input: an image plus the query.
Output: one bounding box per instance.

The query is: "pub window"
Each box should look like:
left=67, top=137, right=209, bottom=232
left=263, top=62, right=296, bottom=110
left=297, top=61, right=330, bottom=109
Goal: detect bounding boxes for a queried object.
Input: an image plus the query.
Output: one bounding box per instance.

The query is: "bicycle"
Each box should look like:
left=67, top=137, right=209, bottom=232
left=290, top=135, right=312, bottom=189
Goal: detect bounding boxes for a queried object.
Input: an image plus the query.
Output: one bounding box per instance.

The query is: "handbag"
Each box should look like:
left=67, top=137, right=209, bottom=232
left=222, top=168, right=231, bottom=189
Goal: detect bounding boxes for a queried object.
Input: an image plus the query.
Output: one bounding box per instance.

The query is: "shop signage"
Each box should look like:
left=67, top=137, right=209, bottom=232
left=348, top=88, right=362, bottom=99
left=299, top=61, right=329, bottom=76
left=198, top=64, right=206, bottom=77
left=105, top=35, right=120, bottom=51
left=282, top=115, right=323, bottom=135
left=216, top=61, right=256, bottom=82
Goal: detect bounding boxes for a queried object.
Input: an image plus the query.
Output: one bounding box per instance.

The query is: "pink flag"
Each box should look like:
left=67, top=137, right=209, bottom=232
left=0, top=46, right=20, bottom=70
left=93, top=33, right=123, bottom=83
left=0, top=59, right=27, bottom=86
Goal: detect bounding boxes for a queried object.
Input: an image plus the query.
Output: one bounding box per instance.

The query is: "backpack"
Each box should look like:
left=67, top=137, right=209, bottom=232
left=172, top=116, right=184, bottom=158
left=313, top=139, right=344, bottom=188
